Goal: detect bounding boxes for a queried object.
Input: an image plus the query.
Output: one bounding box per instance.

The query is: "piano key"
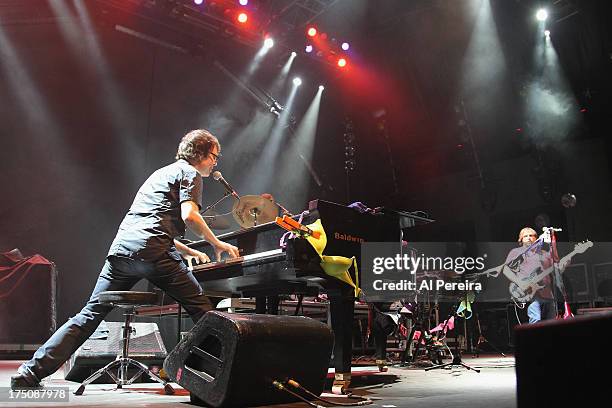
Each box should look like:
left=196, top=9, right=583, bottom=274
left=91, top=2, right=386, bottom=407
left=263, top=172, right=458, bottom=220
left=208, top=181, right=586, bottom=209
left=188, top=248, right=285, bottom=272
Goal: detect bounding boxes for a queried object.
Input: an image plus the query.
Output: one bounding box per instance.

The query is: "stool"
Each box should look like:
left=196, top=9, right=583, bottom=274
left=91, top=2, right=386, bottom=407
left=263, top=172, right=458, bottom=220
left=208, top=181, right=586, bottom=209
left=74, top=291, right=174, bottom=395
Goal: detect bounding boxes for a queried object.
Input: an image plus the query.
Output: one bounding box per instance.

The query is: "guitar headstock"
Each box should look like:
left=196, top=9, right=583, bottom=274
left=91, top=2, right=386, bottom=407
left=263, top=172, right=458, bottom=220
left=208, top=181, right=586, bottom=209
left=574, top=240, right=593, bottom=254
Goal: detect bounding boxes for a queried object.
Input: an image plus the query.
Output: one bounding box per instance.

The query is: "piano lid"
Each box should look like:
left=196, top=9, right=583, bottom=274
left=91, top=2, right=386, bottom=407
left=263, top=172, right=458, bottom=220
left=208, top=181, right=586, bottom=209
left=308, top=199, right=434, bottom=229
left=378, top=208, right=435, bottom=229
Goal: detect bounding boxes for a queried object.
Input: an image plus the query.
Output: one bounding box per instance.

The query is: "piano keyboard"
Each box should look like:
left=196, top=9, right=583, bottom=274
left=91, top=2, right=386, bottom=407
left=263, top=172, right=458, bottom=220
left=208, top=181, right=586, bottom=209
left=187, top=248, right=285, bottom=272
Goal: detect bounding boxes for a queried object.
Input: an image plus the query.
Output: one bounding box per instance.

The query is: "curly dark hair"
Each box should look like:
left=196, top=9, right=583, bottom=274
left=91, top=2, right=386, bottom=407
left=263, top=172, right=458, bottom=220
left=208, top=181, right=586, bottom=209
left=175, top=129, right=220, bottom=164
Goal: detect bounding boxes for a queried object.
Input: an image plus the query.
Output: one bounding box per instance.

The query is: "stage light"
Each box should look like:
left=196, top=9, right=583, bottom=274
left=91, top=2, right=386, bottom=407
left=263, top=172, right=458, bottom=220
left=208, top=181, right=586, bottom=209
left=536, top=9, right=548, bottom=21
left=239, top=0, right=248, bottom=5
left=319, top=85, right=325, bottom=91
left=293, top=77, right=302, bottom=86
left=263, top=38, right=274, bottom=48
left=237, top=12, right=248, bottom=23
left=291, top=51, right=297, bottom=57
left=307, top=27, right=317, bottom=37
left=341, top=42, right=349, bottom=51
left=337, top=58, right=347, bottom=68
left=194, top=0, right=203, bottom=4
left=305, top=45, right=313, bottom=53
left=544, top=29, right=551, bottom=37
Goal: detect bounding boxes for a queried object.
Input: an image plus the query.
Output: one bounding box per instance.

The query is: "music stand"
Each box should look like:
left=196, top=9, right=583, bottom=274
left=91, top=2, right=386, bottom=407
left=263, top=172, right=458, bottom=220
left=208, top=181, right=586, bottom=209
left=425, top=300, right=480, bottom=373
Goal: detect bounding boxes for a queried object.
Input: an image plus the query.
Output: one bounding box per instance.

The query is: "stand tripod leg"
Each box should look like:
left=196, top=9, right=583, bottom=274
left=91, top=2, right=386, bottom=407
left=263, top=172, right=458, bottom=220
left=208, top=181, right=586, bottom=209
left=477, top=336, right=507, bottom=358
left=74, top=359, right=121, bottom=395
left=129, top=359, right=175, bottom=395
left=425, top=357, right=480, bottom=373
left=459, top=362, right=480, bottom=373
left=425, top=361, right=453, bottom=371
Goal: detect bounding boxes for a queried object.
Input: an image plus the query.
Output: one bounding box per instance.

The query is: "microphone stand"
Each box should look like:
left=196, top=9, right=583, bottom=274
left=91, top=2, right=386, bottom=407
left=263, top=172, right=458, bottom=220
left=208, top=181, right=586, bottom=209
left=200, top=191, right=239, bottom=216
left=274, top=201, right=293, bottom=216
left=546, top=227, right=572, bottom=318
left=425, top=297, right=480, bottom=373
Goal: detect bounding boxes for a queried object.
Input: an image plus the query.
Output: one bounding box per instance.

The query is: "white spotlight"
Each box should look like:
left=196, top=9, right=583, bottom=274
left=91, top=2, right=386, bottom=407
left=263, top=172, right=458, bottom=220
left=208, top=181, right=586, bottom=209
left=293, top=77, right=302, bottom=86
left=319, top=85, right=325, bottom=91
left=291, top=51, right=297, bottom=57
left=536, top=9, right=548, bottom=21
left=544, top=29, right=551, bottom=37
left=264, top=38, right=274, bottom=49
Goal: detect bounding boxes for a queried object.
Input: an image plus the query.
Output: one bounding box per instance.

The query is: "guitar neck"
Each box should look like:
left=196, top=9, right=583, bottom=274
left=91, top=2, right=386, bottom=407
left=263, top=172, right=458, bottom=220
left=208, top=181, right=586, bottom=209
left=533, top=249, right=578, bottom=281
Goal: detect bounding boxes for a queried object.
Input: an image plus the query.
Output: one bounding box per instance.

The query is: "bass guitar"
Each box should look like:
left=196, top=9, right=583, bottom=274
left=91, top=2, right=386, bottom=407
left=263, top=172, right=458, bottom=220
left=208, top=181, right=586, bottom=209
left=508, top=241, right=592, bottom=302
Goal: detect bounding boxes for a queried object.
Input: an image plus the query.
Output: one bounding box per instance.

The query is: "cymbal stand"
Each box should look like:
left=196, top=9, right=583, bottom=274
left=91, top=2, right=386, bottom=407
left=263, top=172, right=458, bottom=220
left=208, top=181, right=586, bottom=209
left=201, top=190, right=236, bottom=215
left=250, top=207, right=260, bottom=226
left=275, top=201, right=293, bottom=216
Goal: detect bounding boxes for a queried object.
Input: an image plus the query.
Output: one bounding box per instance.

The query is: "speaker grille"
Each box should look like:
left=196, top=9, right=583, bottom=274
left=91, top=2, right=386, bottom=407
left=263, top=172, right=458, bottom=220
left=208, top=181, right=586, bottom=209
left=64, top=321, right=167, bottom=382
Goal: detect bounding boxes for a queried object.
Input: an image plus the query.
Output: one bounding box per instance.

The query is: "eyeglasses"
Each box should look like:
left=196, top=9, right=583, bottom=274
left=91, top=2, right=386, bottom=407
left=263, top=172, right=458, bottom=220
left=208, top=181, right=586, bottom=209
left=208, top=151, right=221, bottom=162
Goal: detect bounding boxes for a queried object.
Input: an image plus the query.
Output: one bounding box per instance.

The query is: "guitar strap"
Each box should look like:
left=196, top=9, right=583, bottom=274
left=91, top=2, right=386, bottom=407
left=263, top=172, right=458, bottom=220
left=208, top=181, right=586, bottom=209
left=507, top=238, right=544, bottom=271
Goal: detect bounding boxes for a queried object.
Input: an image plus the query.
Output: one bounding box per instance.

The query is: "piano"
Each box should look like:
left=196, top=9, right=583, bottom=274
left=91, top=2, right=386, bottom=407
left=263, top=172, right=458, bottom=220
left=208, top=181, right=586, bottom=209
left=186, top=199, right=430, bottom=389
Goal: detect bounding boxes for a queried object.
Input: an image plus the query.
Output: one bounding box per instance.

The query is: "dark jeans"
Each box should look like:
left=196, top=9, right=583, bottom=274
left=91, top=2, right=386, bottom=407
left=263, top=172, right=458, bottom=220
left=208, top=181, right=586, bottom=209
left=19, top=254, right=212, bottom=383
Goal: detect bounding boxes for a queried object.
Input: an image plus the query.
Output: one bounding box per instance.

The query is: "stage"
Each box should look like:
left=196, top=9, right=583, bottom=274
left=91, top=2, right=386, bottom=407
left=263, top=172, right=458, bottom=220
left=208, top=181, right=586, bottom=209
left=2, top=1, right=611, bottom=407
left=0, top=356, right=517, bottom=408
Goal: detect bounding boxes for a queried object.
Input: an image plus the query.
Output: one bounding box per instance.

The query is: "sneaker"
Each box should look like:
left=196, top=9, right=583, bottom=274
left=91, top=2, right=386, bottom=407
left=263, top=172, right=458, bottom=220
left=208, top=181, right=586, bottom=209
left=10, top=374, right=41, bottom=390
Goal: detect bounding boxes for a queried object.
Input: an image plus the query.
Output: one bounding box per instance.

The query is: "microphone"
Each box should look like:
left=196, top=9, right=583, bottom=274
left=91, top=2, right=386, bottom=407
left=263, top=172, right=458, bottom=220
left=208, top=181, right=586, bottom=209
left=212, top=171, right=239, bottom=199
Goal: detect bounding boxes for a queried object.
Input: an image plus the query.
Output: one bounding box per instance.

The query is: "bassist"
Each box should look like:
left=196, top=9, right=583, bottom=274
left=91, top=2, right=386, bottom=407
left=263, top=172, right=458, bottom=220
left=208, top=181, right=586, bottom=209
left=503, top=227, right=570, bottom=323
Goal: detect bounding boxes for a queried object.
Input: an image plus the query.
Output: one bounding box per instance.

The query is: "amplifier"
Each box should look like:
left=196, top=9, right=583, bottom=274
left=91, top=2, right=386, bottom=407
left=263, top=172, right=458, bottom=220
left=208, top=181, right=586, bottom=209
left=0, top=252, right=57, bottom=347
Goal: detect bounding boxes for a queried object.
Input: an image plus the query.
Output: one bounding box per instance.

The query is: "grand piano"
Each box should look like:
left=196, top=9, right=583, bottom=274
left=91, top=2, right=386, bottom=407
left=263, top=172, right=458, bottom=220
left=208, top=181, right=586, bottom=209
left=186, top=199, right=428, bottom=390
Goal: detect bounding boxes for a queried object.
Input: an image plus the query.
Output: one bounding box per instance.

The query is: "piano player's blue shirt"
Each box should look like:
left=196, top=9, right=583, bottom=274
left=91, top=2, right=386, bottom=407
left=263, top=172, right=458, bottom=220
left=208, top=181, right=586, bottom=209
left=108, top=159, right=202, bottom=261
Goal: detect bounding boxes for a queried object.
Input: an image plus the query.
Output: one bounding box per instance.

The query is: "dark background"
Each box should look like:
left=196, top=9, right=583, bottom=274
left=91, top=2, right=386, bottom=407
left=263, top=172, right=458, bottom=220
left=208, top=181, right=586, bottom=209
left=1, top=0, right=610, bottom=323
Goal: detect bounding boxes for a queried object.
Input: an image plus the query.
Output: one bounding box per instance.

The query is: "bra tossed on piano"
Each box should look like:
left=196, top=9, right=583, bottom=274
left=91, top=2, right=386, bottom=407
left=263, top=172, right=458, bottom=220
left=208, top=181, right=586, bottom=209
left=304, top=219, right=360, bottom=297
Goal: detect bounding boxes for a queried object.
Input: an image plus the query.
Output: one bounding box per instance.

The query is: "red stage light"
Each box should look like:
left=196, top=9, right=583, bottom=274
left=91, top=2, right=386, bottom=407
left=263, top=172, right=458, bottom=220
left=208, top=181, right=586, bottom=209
left=337, top=58, right=347, bottom=68
left=307, top=27, right=317, bottom=37
left=237, top=12, right=248, bottom=23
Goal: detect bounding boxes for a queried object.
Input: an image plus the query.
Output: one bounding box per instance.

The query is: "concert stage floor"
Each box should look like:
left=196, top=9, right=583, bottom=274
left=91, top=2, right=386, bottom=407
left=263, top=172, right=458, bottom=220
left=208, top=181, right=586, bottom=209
left=0, top=355, right=516, bottom=408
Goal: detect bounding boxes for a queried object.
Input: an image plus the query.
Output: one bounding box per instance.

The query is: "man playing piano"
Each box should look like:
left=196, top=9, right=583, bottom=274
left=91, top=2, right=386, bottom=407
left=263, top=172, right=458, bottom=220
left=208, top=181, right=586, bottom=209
left=12, top=129, right=239, bottom=389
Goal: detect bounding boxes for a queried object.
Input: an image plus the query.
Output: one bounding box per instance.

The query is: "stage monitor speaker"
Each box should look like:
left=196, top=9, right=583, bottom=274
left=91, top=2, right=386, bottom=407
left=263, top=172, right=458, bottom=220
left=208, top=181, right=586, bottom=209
left=64, top=321, right=167, bottom=383
left=515, top=312, right=612, bottom=407
left=164, top=311, right=333, bottom=408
